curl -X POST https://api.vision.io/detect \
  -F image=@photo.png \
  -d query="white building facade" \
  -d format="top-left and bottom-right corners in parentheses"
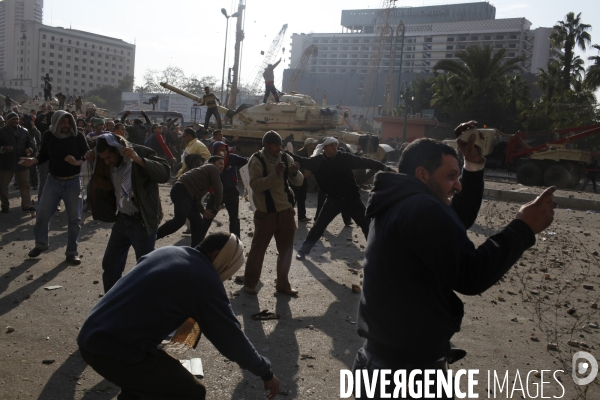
top-left (0, 0), bottom-right (135, 97)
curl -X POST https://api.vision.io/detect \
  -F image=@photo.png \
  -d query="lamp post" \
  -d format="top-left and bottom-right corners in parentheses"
top-left (395, 21), bottom-right (406, 107)
top-left (220, 8), bottom-right (230, 102)
top-left (399, 80), bottom-right (414, 143)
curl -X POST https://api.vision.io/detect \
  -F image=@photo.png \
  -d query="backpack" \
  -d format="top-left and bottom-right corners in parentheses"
top-left (252, 152), bottom-right (296, 212)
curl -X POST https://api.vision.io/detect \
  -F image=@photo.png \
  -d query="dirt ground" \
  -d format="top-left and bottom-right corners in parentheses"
top-left (1, 179), bottom-right (599, 399)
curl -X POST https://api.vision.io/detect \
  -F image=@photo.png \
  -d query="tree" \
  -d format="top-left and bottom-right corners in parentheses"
top-left (135, 67), bottom-right (218, 96)
top-left (83, 74), bottom-right (134, 112)
top-left (585, 44), bottom-right (600, 90)
top-left (549, 12), bottom-right (592, 91)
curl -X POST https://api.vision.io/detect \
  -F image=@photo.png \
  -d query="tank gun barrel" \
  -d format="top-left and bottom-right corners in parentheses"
top-left (159, 82), bottom-right (231, 117)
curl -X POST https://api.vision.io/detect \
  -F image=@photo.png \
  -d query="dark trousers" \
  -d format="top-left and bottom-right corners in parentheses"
top-left (157, 184), bottom-right (204, 247)
top-left (102, 212), bottom-right (157, 293)
top-left (291, 181), bottom-right (308, 220)
top-left (300, 196), bottom-right (369, 254)
top-left (204, 107), bottom-right (222, 129)
top-left (80, 347), bottom-right (206, 400)
top-left (316, 190), bottom-right (352, 225)
top-left (263, 84), bottom-right (280, 103)
top-left (44, 90), bottom-right (51, 101)
top-left (29, 166), bottom-right (38, 188)
top-left (352, 347), bottom-right (452, 399)
top-left (199, 188), bottom-right (240, 240)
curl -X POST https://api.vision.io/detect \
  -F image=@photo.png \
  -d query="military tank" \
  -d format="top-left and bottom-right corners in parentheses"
top-left (159, 82), bottom-right (387, 161)
top-left (0, 93), bottom-right (109, 117)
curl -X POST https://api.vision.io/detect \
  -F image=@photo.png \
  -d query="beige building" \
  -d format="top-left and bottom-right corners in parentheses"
top-left (0, 0), bottom-right (135, 97)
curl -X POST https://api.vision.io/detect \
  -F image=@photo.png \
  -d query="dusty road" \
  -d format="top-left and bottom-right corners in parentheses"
top-left (1, 180), bottom-right (599, 399)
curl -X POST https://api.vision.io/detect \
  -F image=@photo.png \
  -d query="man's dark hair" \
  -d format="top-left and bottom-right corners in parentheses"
top-left (208, 155), bottom-right (224, 164)
top-left (398, 138), bottom-right (458, 176)
top-left (204, 86), bottom-right (210, 91)
top-left (96, 137), bottom-right (119, 154)
top-left (114, 123), bottom-right (124, 130)
top-left (198, 232), bottom-right (230, 255)
top-left (184, 128), bottom-right (196, 138)
top-left (184, 154), bottom-right (203, 169)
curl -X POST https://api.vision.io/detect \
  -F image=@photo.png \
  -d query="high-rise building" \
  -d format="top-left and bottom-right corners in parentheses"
top-left (0, 0), bottom-right (43, 79)
top-left (285, 2), bottom-right (559, 107)
top-left (0, 0), bottom-right (135, 97)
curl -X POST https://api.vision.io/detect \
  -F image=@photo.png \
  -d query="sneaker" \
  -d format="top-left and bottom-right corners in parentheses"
top-left (298, 217), bottom-right (311, 223)
top-left (181, 229), bottom-right (191, 235)
top-left (28, 248), bottom-right (43, 258)
top-left (296, 251), bottom-right (306, 260)
top-left (66, 255), bottom-right (81, 265)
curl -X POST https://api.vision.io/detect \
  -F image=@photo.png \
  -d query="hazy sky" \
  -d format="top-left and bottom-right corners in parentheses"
top-left (42, 0), bottom-right (600, 90)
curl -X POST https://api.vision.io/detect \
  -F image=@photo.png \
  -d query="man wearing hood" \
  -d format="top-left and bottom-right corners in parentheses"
top-left (199, 140), bottom-right (248, 239)
top-left (87, 133), bottom-right (171, 293)
top-left (120, 110), bottom-right (152, 146)
top-left (19, 111), bottom-right (90, 265)
top-left (0, 112), bottom-right (36, 212)
top-left (353, 125), bottom-right (557, 398)
top-left (287, 137), bottom-right (393, 261)
top-left (77, 232), bottom-right (280, 400)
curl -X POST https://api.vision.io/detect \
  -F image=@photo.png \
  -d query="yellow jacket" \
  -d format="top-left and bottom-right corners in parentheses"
top-left (177, 138), bottom-right (211, 178)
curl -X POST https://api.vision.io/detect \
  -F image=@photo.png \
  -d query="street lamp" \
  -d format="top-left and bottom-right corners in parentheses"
top-left (395, 21), bottom-right (406, 107)
top-left (220, 8), bottom-right (230, 102)
top-left (399, 80), bottom-right (414, 143)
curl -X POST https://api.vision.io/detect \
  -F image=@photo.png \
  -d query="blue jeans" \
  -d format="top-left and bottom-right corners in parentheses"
top-left (34, 175), bottom-right (83, 256)
top-left (102, 212), bottom-right (157, 293)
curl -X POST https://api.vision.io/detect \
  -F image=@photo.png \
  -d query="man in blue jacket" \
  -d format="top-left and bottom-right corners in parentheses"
top-left (353, 123), bottom-right (557, 398)
top-left (78, 232), bottom-right (280, 400)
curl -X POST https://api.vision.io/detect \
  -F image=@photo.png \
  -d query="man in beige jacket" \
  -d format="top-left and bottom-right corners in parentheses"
top-left (244, 131), bottom-right (303, 295)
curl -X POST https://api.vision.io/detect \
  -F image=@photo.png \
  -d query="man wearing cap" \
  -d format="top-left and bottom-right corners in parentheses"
top-left (77, 232), bottom-right (280, 400)
top-left (291, 138), bottom-right (318, 223)
top-left (287, 137), bottom-right (394, 261)
top-left (198, 87), bottom-right (222, 129)
top-left (263, 59), bottom-right (282, 103)
top-left (87, 118), bottom-right (109, 140)
top-left (87, 133), bottom-right (171, 293)
top-left (243, 130), bottom-right (303, 295)
top-left (0, 112), bottom-right (36, 213)
top-left (19, 111), bottom-right (90, 265)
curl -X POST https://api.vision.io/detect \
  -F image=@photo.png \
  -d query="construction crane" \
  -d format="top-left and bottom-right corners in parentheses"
top-left (286, 44), bottom-right (319, 93)
top-left (247, 23), bottom-right (288, 96)
top-left (354, 0), bottom-right (398, 128)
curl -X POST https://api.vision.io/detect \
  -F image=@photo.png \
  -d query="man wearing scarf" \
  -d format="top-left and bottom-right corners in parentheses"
top-left (77, 232), bottom-right (280, 400)
top-left (286, 137), bottom-right (394, 260)
top-left (19, 111), bottom-right (90, 265)
top-left (0, 112), bottom-right (36, 212)
top-left (88, 133), bottom-right (170, 293)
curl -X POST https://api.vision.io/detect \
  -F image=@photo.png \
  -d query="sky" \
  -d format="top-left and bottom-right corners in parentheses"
top-left (42, 0), bottom-right (600, 91)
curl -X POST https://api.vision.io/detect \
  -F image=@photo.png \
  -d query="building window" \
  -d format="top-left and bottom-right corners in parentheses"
top-left (83, 51), bottom-right (87, 55)
top-left (99, 46), bottom-right (102, 50)
top-left (92, 44), bottom-right (95, 49)
top-left (59, 46), bottom-right (63, 50)
top-left (67, 47), bottom-right (71, 52)
top-left (84, 43), bottom-right (88, 47)
top-left (58, 70), bottom-right (62, 75)
top-left (446, 54), bottom-right (453, 58)
top-left (66, 79), bottom-right (70, 84)
top-left (75, 57), bottom-right (79, 62)
top-left (496, 35), bottom-right (504, 40)
top-left (59, 38), bottom-right (63, 43)
top-left (97, 61), bottom-right (101, 65)
top-left (41, 68), bottom-right (45, 72)
top-left (42, 43), bottom-right (46, 48)
top-left (111, 71), bottom-right (115, 75)
top-left (66, 72), bottom-right (70, 76)
top-left (58, 54), bottom-right (63, 59)
top-left (471, 36), bottom-right (479, 40)
top-left (105, 62), bottom-right (109, 67)
top-left (446, 45), bottom-right (454, 50)
top-left (483, 35), bottom-right (491, 40)
top-left (57, 78), bottom-right (61, 82)
top-left (508, 52), bottom-right (516, 57)
top-left (425, 37), bottom-right (432, 43)
top-left (75, 49), bottom-right (79, 54)
top-left (49, 69), bottom-right (53, 73)
top-left (459, 36), bottom-right (467, 41)
top-left (81, 74), bottom-right (86, 78)
top-left (104, 70), bottom-right (108, 74)
top-left (118, 72), bottom-right (123, 76)
top-left (89, 83), bottom-right (93, 87)
top-left (50, 44), bottom-right (54, 49)
top-left (74, 73), bottom-right (78, 77)
top-left (51, 36), bottom-right (55, 41)
top-left (105, 55), bottom-right (109, 59)
top-left (43, 34), bottom-right (46, 39)
top-left (90, 52), bottom-right (94, 57)
top-left (447, 37), bottom-right (455, 42)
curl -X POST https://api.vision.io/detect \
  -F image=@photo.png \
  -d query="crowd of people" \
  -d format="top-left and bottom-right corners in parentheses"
top-left (0, 103), bottom-right (558, 399)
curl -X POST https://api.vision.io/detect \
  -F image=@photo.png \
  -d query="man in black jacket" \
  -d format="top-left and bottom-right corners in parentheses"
top-left (87, 133), bottom-right (170, 293)
top-left (0, 112), bottom-right (36, 212)
top-left (120, 110), bottom-right (152, 145)
top-left (287, 137), bottom-right (393, 260)
top-left (353, 125), bottom-right (557, 398)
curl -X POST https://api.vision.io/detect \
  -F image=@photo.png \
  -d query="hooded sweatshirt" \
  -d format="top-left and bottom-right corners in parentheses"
top-left (211, 141), bottom-right (248, 192)
top-left (37, 110), bottom-right (89, 177)
top-left (357, 170), bottom-right (536, 363)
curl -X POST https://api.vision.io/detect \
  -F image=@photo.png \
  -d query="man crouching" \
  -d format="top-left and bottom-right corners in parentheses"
top-left (77, 232), bottom-right (280, 399)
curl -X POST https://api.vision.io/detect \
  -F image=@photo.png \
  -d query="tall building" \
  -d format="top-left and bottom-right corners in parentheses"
top-left (0, 0), bottom-right (135, 97)
top-left (285, 2), bottom-right (559, 107)
top-left (0, 0), bottom-right (43, 79)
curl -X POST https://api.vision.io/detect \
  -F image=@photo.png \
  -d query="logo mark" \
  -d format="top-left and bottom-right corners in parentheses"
top-left (572, 351), bottom-right (598, 385)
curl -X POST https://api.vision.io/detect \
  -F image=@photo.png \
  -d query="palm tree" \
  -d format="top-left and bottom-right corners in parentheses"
top-left (433, 46), bottom-right (523, 99)
top-left (536, 60), bottom-right (561, 100)
top-left (585, 44), bottom-right (600, 91)
top-left (549, 12), bottom-right (592, 91)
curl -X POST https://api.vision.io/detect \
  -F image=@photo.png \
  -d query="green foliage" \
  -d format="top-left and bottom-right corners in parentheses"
top-left (585, 44), bottom-right (600, 91)
top-left (0, 87), bottom-right (28, 102)
top-left (82, 74), bottom-right (134, 112)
